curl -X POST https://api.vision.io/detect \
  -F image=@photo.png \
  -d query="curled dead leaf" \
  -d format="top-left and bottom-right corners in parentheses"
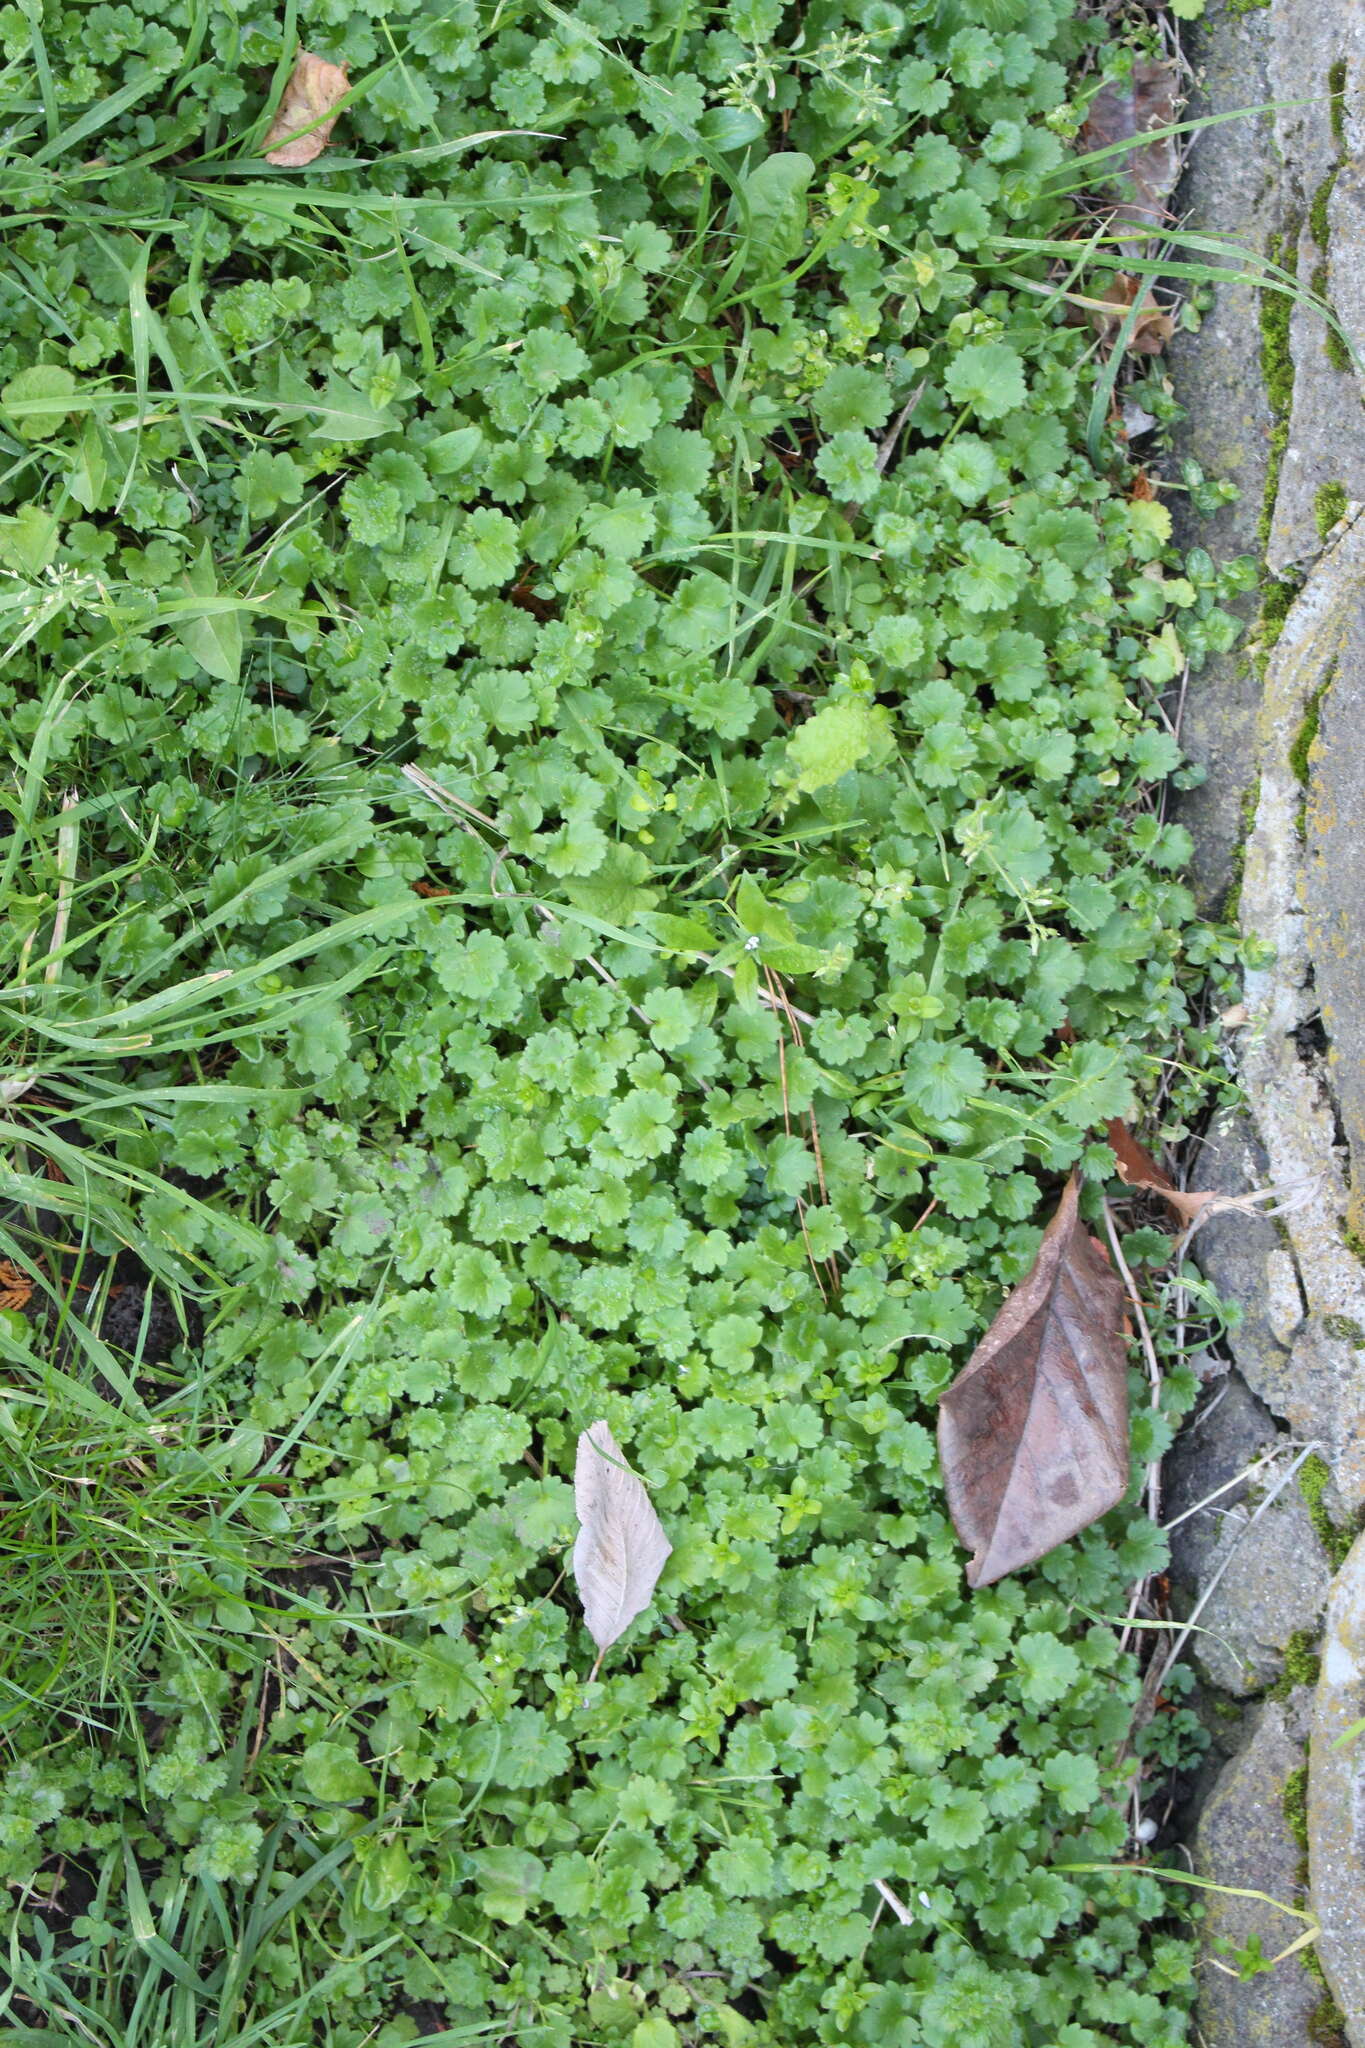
top-left (1105, 1118), bottom-right (1213, 1227)
top-left (572, 1421), bottom-right (671, 1675)
top-left (937, 1172), bottom-right (1130, 1588)
top-left (262, 49), bottom-right (350, 168)
top-left (1105, 1118), bottom-right (1320, 1238)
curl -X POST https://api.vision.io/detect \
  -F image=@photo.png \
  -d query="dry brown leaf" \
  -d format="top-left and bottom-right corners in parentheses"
top-left (1105, 1118), bottom-right (1317, 1237)
top-left (262, 49), bottom-right (350, 168)
top-left (937, 1171), bottom-right (1130, 1588)
top-left (0, 1259), bottom-right (32, 1313)
top-left (1070, 272), bottom-right (1175, 357)
top-left (1105, 1118), bottom-right (1215, 1227)
top-left (573, 1420), bottom-right (671, 1673)
top-left (1079, 59), bottom-right (1180, 239)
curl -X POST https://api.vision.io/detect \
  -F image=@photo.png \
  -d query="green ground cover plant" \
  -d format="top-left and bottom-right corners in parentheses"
top-left (0, 0), bottom-right (1253, 2040)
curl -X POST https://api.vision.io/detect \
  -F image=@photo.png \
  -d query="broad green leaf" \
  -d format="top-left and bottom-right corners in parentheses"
top-left (738, 152), bottom-right (815, 275)
top-left (298, 1741), bottom-right (377, 1803)
top-left (173, 540), bottom-right (244, 684)
top-left (67, 419), bottom-right (109, 512)
top-left (640, 911), bottom-right (717, 955)
top-left (784, 696), bottom-right (895, 793)
top-left (734, 874), bottom-right (798, 943)
top-left (0, 505), bottom-right (60, 578)
top-left (1, 365), bottom-right (78, 442)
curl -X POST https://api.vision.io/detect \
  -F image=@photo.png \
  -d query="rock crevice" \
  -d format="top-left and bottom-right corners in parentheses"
top-left (1170, 4), bottom-right (1365, 2042)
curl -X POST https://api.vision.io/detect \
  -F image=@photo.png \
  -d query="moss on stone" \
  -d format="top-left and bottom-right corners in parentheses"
top-left (1309, 1992), bottom-right (1349, 2048)
top-left (1289, 667), bottom-right (1333, 789)
top-left (1314, 480), bottom-right (1349, 540)
top-left (1222, 770), bottom-right (1263, 920)
top-left (1310, 168), bottom-right (1339, 251)
top-left (1267, 1627), bottom-right (1323, 1701)
top-left (1324, 322), bottom-right (1353, 375)
top-left (1255, 573), bottom-right (1301, 687)
top-left (1283, 1760), bottom-right (1310, 1850)
top-left (1227, 0), bottom-right (1271, 12)
top-left (1256, 226), bottom-right (1300, 570)
top-left (1328, 58), bottom-right (1347, 153)
top-left (1300, 1449), bottom-right (1356, 1570)
top-left (1261, 230), bottom-right (1299, 420)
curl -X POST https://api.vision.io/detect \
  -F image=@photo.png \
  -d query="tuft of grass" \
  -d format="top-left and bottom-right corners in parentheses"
top-left (4, 1820), bottom-right (377, 2048)
top-left (0, 1350), bottom-right (276, 1743)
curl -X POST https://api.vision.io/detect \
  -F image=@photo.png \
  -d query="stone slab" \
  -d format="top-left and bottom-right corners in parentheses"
top-left (1167, 1375), bottom-right (1332, 1695)
top-left (1302, 539), bottom-right (1365, 1248)
top-left (1239, 510), bottom-right (1365, 1509)
top-left (1267, 217), bottom-right (1365, 575)
top-left (1169, 2), bottom-right (1277, 911)
top-left (1192, 1112), bottom-right (1297, 1398)
top-left (1309, 1529), bottom-right (1365, 2044)
top-left (1196, 1694), bottom-right (1321, 2047)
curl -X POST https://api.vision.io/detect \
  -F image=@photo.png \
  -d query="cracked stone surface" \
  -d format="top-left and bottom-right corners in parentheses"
top-left (1310, 1529), bottom-right (1365, 2040)
top-left (1167, 1377), bottom-right (1332, 1695)
top-left (1195, 1694), bottom-right (1320, 2048)
top-left (1303, 561), bottom-right (1365, 1247)
top-left (1171, 5), bottom-right (1365, 2042)
top-left (1264, 0), bottom-right (1365, 572)
top-left (1168, 4), bottom-right (1276, 911)
top-left (1239, 508), bottom-right (1365, 1512)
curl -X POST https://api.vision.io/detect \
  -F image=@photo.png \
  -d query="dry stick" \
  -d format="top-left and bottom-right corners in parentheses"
top-left (766, 964), bottom-right (829, 1306)
top-left (1101, 1192), bottom-right (1169, 1831)
top-left (1102, 1199), bottom-right (1163, 1536)
top-left (875, 384), bottom-right (926, 476)
top-left (1117, 1441), bottom-right (1321, 1771)
top-left (765, 967), bottom-right (839, 1295)
top-left (872, 1878), bottom-right (915, 1925)
top-left (1160, 1442), bottom-right (1286, 1533)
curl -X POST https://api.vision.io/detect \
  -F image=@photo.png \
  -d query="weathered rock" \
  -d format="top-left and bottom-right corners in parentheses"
top-left (1309, 1530), bottom-right (1365, 2045)
top-left (1196, 1694), bottom-right (1320, 2047)
top-left (1302, 557), bottom-right (1365, 1246)
top-left (1264, 5), bottom-right (1365, 571)
top-left (1329, 162), bottom-right (1365, 369)
top-left (1168, 3), bottom-right (1277, 910)
top-left (1192, 1112), bottom-right (1298, 1397)
top-left (1239, 510), bottom-right (1365, 1510)
top-left (1169, 1398), bottom-right (1332, 1696)
top-left (1267, 217), bottom-right (1365, 575)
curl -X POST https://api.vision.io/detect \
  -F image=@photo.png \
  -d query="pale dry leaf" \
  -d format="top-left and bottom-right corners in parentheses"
top-left (1068, 272), bottom-right (1175, 357)
top-left (937, 1171), bottom-right (1130, 1588)
top-left (262, 49), bottom-right (350, 168)
top-left (573, 1420), bottom-right (671, 1668)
